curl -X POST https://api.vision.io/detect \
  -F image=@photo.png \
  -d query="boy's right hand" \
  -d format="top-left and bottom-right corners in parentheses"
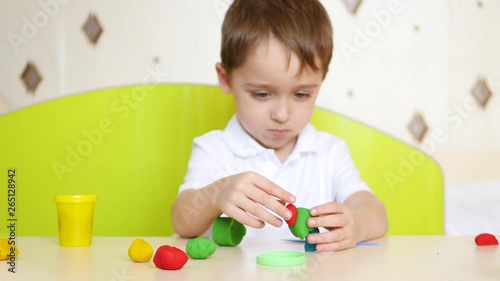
top-left (214, 171), bottom-right (296, 228)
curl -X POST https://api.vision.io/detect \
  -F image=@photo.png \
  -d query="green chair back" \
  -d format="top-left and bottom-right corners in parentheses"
top-left (0, 84), bottom-right (443, 237)
top-left (0, 85), bottom-right (234, 237)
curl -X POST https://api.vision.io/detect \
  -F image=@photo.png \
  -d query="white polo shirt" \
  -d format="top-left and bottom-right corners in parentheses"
top-left (178, 115), bottom-right (372, 238)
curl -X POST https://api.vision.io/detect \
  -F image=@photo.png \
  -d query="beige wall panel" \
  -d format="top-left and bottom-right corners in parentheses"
top-left (0, 0), bottom-right (64, 112)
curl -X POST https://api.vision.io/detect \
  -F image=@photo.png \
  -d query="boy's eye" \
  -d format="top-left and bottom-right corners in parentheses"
top-left (294, 92), bottom-right (310, 99)
top-left (253, 92), bottom-right (270, 98)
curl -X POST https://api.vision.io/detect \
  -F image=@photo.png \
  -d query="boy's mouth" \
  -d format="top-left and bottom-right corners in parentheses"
top-left (268, 129), bottom-right (288, 137)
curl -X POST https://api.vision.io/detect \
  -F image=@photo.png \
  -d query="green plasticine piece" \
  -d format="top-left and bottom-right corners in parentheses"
top-left (212, 217), bottom-right (247, 246)
top-left (186, 237), bottom-right (217, 259)
top-left (288, 207), bottom-right (314, 239)
top-left (256, 251), bottom-right (306, 266)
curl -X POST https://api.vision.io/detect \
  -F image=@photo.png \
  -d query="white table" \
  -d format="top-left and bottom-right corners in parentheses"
top-left (1, 236), bottom-right (499, 281)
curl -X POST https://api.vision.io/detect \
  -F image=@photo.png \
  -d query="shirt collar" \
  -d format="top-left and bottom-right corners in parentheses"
top-left (222, 115), bottom-right (318, 158)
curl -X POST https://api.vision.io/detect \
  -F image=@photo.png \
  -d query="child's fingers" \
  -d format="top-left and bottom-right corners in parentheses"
top-left (252, 173), bottom-right (296, 204)
top-left (310, 201), bottom-right (346, 216)
top-left (245, 183), bottom-right (293, 221)
top-left (276, 198), bottom-right (287, 206)
top-left (249, 173), bottom-right (295, 220)
top-left (307, 213), bottom-right (346, 228)
top-left (239, 196), bottom-right (284, 227)
top-left (307, 227), bottom-right (348, 245)
top-left (315, 238), bottom-right (352, 252)
top-left (307, 225), bottom-right (359, 251)
top-left (226, 205), bottom-right (265, 229)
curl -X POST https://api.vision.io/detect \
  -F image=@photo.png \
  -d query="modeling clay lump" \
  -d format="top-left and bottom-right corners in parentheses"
top-left (212, 217), bottom-right (246, 246)
top-left (186, 237), bottom-right (217, 259)
top-left (475, 233), bottom-right (499, 246)
top-left (0, 238), bottom-right (19, 260)
top-left (305, 228), bottom-right (319, 252)
top-left (128, 238), bottom-right (153, 263)
top-left (285, 204), bottom-right (298, 226)
top-left (153, 245), bottom-right (188, 270)
top-left (288, 206), bottom-right (315, 239)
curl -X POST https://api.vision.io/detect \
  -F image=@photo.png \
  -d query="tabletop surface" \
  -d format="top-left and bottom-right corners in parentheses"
top-left (1, 236), bottom-right (499, 281)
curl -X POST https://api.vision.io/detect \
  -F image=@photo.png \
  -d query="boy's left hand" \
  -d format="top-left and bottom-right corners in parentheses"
top-left (306, 202), bottom-right (361, 252)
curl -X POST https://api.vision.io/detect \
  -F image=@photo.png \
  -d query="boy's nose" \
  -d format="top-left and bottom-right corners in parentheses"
top-left (271, 101), bottom-right (290, 123)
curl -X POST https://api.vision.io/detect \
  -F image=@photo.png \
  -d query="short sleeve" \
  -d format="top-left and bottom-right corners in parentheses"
top-left (331, 141), bottom-right (372, 203)
top-left (177, 138), bottom-right (218, 194)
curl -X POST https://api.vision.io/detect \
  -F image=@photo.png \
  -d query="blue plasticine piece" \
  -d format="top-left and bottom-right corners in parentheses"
top-left (304, 239), bottom-right (316, 252)
top-left (356, 241), bottom-right (379, 246)
top-left (304, 228), bottom-right (319, 252)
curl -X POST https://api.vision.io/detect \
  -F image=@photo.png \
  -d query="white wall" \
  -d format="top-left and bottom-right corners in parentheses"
top-left (1, 0), bottom-right (499, 183)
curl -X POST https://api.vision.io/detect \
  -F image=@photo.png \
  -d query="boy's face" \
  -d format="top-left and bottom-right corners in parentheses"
top-left (216, 36), bottom-right (324, 158)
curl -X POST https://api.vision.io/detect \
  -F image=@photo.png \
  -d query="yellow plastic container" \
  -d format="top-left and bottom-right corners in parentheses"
top-left (54, 195), bottom-right (97, 247)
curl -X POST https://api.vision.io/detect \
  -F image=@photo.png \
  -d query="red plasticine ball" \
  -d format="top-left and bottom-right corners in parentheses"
top-left (285, 204), bottom-right (298, 226)
top-left (153, 245), bottom-right (188, 270)
top-left (475, 233), bottom-right (499, 246)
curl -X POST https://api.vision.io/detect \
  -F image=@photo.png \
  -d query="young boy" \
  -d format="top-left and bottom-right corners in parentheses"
top-left (171, 0), bottom-right (388, 252)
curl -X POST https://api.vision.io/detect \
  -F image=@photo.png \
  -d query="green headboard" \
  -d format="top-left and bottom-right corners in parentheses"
top-left (0, 85), bottom-right (234, 236)
top-left (311, 110), bottom-right (443, 235)
top-left (0, 84), bottom-right (443, 237)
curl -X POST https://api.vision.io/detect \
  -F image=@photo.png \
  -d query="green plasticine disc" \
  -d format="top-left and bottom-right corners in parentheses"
top-left (256, 251), bottom-right (306, 266)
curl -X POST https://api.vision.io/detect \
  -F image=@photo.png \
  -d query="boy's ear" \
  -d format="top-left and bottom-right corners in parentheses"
top-left (215, 63), bottom-right (232, 94)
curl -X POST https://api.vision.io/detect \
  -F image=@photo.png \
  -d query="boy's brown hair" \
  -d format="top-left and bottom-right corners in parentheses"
top-left (221, 0), bottom-right (333, 78)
